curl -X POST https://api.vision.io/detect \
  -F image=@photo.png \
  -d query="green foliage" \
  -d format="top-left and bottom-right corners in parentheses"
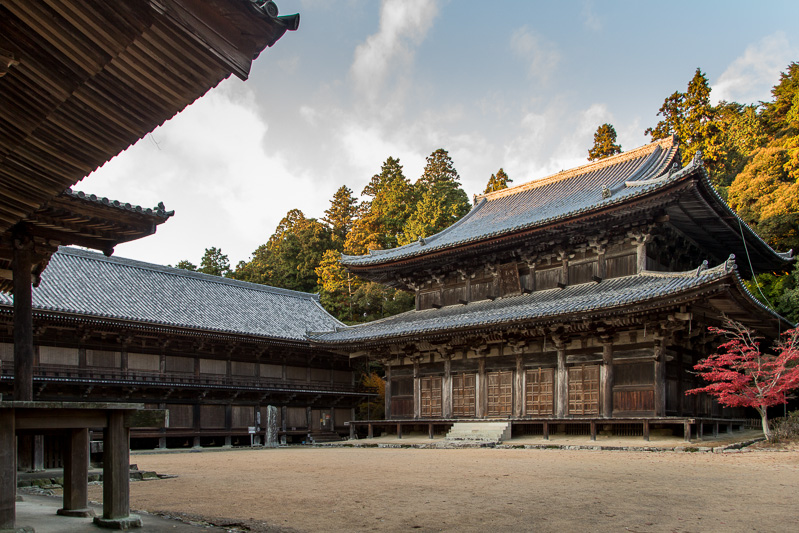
top-left (323, 186), bottom-right (358, 250)
top-left (746, 262), bottom-right (799, 324)
top-left (772, 410), bottom-right (799, 443)
top-left (587, 123), bottom-right (622, 161)
top-left (233, 209), bottom-right (333, 293)
top-left (351, 281), bottom-right (414, 322)
top-left (315, 249), bottom-right (361, 322)
top-left (197, 247), bottom-right (231, 277)
top-left (484, 168), bottom-right (512, 194)
top-left (400, 149), bottom-right (470, 245)
top-left (173, 260), bottom-right (197, 271)
top-left (646, 68), bottom-right (727, 185)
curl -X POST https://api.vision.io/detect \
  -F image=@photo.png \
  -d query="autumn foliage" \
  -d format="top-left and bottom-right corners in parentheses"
top-left (687, 321), bottom-right (799, 440)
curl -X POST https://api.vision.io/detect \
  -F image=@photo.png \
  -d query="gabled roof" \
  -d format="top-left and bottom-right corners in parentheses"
top-left (341, 137), bottom-right (681, 268)
top-left (311, 257), bottom-right (793, 347)
top-left (341, 138), bottom-right (792, 278)
top-left (0, 247), bottom-right (342, 342)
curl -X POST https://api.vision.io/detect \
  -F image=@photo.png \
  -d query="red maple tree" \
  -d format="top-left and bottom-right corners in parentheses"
top-left (686, 320), bottom-right (799, 440)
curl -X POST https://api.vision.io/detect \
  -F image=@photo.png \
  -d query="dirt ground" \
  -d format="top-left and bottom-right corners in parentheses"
top-left (87, 443), bottom-right (799, 533)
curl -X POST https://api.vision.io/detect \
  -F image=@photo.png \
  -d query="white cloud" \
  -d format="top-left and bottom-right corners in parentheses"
top-left (350, 0), bottom-right (439, 108)
top-left (712, 31), bottom-right (799, 104)
top-left (78, 78), bottom-right (332, 267)
top-left (581, 1), bottom-right (602, 31)
top-left (509, 26), bottom-right (561, 82)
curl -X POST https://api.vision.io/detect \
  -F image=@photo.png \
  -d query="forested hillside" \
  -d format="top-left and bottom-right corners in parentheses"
top-left (179, 62), bottom-right (799, 324)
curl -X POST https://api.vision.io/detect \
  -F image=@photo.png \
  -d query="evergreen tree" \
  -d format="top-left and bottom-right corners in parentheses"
top-left (322, 186), bottom-right (359, 251)
top-left (400, 148), bottom-right (470, 244)
top-left (197, 247), bottom-right (231, 277)
top-left (483, 168), bottom-right (512, 194)
top-left (173, 260), bottom-right (197, 271)
top-left (645, 68), bottom-right (726, 184)
top-left (587, 123), bottom-right (622, 161)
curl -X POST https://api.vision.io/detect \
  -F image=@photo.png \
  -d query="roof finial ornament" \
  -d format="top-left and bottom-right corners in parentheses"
top-left (601, 186), bottom-right (611, 199)
top-left (692, 149), bottom-right (703, 167)
top-left (418, 236), bottom-right (426, 246)
top-left (696, 259), bottom-right (709, 276)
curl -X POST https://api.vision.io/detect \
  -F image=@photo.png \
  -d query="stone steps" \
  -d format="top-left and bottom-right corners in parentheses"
top-left (445, 422), bottom-right (511, 444)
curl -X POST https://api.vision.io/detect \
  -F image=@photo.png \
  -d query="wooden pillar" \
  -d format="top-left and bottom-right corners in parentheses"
top-left (654, 340), bottom-right (666, 417)
top-left (684, 420), bottom-right (691, 442)
top-left (0, 408), bottom-right (17, 530)
top-left (192, 403), bottom-right (201, 448)
top-left (94, 411), bottom-right (141, 528)
top-left (542, 421), bottom-right (549, 440)
top-left (224, 404), bottom-right (232, 447)
top-left (59, 428), bottom-right (93, 517)
top-left (590, 421), bottom-right (597, 441)
top-left (476, 357), bottom-right (486, 419)
top-left (384, 365), bottom-right (392, 420)
top-left (555, 338), bottom-right (568, 418)
top-left (281, 406), bottom-right (287, 445)
top-left (513, 352), bottom-right (524, 418)
top-left (643, 420), bottom-right (650, 442)
top-left (412, 358), bottom-right (421, 420)
top-left (442, 355), bottom-right (452, 419)
top-left (601, 340), bottom-right (613, 418)
top-left (12, 235), bottom-right (34, 402)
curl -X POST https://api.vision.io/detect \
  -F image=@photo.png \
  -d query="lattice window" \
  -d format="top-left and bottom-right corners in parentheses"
top-left (420, 376), bottom-right (442, 418)
top-left (452, 373), bottom-right (476, 417)
top-left (568, 365), bottom-right (599, 415)
top-left (525, 367), bottom-right (554, 416)
top-left (487, 371), bottom-right (513, 417)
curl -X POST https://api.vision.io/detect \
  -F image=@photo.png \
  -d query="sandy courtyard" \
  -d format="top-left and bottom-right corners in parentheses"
top-left (88, 445), bottom-right (799, 533)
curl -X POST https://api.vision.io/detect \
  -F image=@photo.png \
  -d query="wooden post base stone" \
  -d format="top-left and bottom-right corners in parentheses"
top-left (93, 514), bottom-right (142, 529)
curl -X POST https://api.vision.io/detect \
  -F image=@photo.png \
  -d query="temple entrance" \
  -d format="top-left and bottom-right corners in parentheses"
top-left (420, 376), bottom-right (442, 417)
top-left (525, 367), bottom-right (554, 415)
top-left (487, 371), bottom-right (512, 417)
top-left (568, 364), bottom-right (600, 415)
top-left (452, 373), bottom-right (476, 417)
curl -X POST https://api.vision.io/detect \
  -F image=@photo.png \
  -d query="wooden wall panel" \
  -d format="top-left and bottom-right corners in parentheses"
top-left (568, 262), bottom-right (596, 284)
top-left (0, 343), bottom-right (12, 362)
top-left (334, 408), bottom-right (352, 425)
top-left (231, 361), bottom-right (255, 376)
top-left (535, 268), bottom-right (560, 290)
top-left (311, 368), bottom-right (331, 382)
top-left (419, 290), bottom-right (441, 310)
top-left (286, 366), bottom-right (307, 381)
top-left (200, 405), bottom-right (226, 428)
top-left (231, 406), bottom-right (254, 428)
top-left (260, 364), bottom-right (282, 379)
top-left (39, 346), bottom-right (79, 366)
top-left (606, 254), bottom-right (636, 278)
top-left (525, 368), bottom-right (554, 415)
top-left (129, 353), bottom-right (160, 371)
top-left (613, 390), bottom-right (654, 412)
top-left (167, 404), bottom-right (193, 428)
top-left (200, 358), bottom-right (226, 375)
top-left (332, 370), bottom-right (352, 384)
top-left (442, 285), bottom-right (466, 306)
top-left (86, 350), bottom-right (120, 368)
top-left (165, 356), bottom-right (194, 373)
top-left (470, 280), bottom-right (494, 301)
top-left (286, 407), bottom-right (307, 429)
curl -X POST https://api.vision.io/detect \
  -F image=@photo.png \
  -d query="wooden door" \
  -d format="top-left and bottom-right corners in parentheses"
top-left (452, 373), bottom-right (476, 417)
top-left (525, 368), bottom-right (554, 416)
top-left (487, 371), bottom-right (513, 417)
top-left (568, 364), bottom-right (599, 415)
top-left (420, 376), bottom-right (442, 418)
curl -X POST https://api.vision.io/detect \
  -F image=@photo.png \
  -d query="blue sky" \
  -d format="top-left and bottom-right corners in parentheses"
top-left (78, 0), bottom-right (799, 268)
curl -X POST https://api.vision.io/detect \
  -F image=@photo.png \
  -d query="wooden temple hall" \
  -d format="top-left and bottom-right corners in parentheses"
top-left (0, 0), bottom-right (306, 530)
top-left (311, 137), bottom-right (796, 442)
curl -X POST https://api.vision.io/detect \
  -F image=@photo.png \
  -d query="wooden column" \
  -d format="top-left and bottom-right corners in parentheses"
top-left (476, 356), bottom-right (486, 419)
top-left (654, 340), bottom-right (666, 417)
top-left (555, 337), bottom-right (568, 418)
top-left (412, 357), bottom-right (421, 420)
top-left (0, 408), bottom-right (17, 530)
top-left (513, 352), bottom-right (524, 418)
top-left (384, 364), bottom-right (392, 420)
top-left (601, 339), bottom-right (613, 418)
top-left (12, 236), bottom-right (34, 402)
top-left (442, 354), bottom-right (452, 419)
top-left (94, 411), bottom-right (141, 528)
top-left (59, 428), bottom-right (93, 517)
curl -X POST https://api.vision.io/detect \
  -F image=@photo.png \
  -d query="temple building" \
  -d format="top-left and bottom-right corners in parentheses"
top-left (312, 137), bottom-right (795, 440)
top-left (0, 246), bottom-right (363, 449)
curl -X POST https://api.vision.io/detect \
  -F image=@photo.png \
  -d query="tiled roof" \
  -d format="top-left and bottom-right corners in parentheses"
top-left (62, 189), bottom-right (174, 219)
top-left (310, 257), bottom-right (786, 345)
top-left (342, 137), bottom-right (681, 267)
top-left (0, 247), bottom-right (342, 342)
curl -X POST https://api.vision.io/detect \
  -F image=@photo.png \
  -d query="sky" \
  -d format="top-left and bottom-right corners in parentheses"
top-left (76, 0), bottom-right (799, 269)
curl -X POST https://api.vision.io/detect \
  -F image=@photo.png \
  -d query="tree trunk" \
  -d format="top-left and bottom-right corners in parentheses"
top-left (758, 407), bottom-right (771, 441)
